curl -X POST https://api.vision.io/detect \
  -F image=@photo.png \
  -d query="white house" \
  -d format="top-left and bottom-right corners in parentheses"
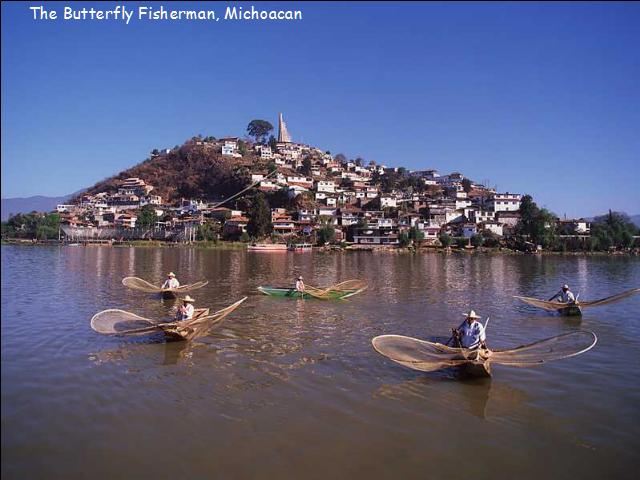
top-left (482, 221), bottom-right (504, 236)
top-left (256, 145), bottom-right (273, 159)
top-left (488, 193), bottom-right (522, 212)
top-left (470, 209), bottom-right (495, 224)
top-left (221, 138), bottom-right (238, 156)
top-left (455, 198), bottom-right (473, 210)
top-left (287, 176), bottom-right (314, 188)
top-left (316, 180), bottom-right (336, 193)
top-left (380, 196), bottom-right (398, 208)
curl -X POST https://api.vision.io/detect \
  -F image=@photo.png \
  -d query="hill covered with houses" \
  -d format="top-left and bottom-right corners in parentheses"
top-left (9, 113), bottom-right (635, 251)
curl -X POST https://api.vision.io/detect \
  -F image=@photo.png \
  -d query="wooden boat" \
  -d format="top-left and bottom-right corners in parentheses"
top-left (160, 308), bottom-right (210, 341)
top-left (90, 297), bottom-right (247, 342)
top-left (558, 304), bottom-right (583, 316)
top-left (257, 286), bottom-right (355, 300)
top-left (161, 289), bottom-right (177, 300)
top-left (372, 331), bottom-right (597, 379)
top-left (247, 243), bottom-right (288, 252)
top-left (514, 288), bottom-right (639, 316)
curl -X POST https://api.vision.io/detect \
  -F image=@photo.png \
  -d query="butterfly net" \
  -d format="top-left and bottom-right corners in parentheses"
top-left (515, 288), bottom-right (639, 310)
top-left (372, 331), bottom-right (597, 371)
top-left (122, 277), bottom-right (209, 294)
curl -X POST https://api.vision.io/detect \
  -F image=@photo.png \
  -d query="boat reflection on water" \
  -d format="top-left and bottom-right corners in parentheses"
top-left (88, 338), bottom-right (200, 367)
top-left (373, 374), bottom-right (530, 420)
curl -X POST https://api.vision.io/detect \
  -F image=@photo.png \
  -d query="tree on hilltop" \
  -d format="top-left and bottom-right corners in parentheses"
top-left (247, 120), bottom-right (274, 144)
top-left (334, 153), bottom-right (347, 164)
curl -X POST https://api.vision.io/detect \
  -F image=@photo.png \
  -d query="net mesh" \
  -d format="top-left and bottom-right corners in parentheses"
top-left (122, 277), bottom-right (162, 293)
top-left (122, 277), bottom-right (209, 295)
top-left (305, 279), bottom-right (367, 299)
top-left (171, 280), bottom-right (209, 294)
top-left (579, 288), bottom-right (640, 307)
top-left (90, 309), bottom-right (161, 335)
top-left (372, 331), bottom-right (597, 372)
top-left (515, 288), bottom-right (639, 311)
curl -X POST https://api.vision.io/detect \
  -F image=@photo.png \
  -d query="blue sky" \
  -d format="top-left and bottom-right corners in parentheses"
top-left (2, 1), bottom-right (638, 217)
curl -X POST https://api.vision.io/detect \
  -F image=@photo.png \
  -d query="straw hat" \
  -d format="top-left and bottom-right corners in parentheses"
top-left (182, 295), bottom-right (195, 303)
top-left (562, 284), bottom-right (569, 290)
top-left (297, 275), bottom-right (303, 280)
top-left (463, 310), bottom-right (481, 319)
top-left (168, 272), bottom-right (176, 278)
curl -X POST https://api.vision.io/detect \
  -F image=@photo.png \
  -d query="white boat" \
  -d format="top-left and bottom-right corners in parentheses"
top-left (247, 243), bottom-right (288, 252)
top-left (288, 243), bottom-right (313, 252)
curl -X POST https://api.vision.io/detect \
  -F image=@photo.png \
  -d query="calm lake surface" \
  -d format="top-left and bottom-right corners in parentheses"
top-left (2, 245), bottom-right (639, 479)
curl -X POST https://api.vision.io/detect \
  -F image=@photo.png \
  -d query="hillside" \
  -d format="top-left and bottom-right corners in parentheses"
top-left (75, 138), bottom-right (258, 203)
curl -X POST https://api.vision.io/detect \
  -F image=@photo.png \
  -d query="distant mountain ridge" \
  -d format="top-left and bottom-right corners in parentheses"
top-left (586, 213), bottom-right (640, 228)
top-left (1, 194), bottom-right (75, 221)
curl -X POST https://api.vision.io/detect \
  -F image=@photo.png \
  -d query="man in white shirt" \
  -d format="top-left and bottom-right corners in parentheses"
top-left (295, 276), bottom-right (305, 293)
top-left (175, 295), bottom-right (195, 321)
top-left (452, 310), bottom-right (487, 349)
top-left (549, 284), bottom-right (576, 304)
top-left (162, 272), bottom-right (180, 290)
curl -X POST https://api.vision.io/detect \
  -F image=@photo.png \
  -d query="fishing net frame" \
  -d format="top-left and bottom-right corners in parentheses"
top-left (122, 277), bottom-right (209, 295)
top-left (372, 331), bottom-right (597, 372)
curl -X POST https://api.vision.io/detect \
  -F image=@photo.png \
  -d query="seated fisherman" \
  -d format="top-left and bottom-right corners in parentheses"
top-left (295, 275), bottom-right (305, 293)
top-left (162, 272), bottom-right (180, 290)
top-left (451, 310), bottom-right (487, 349)
top-left (549, 284), bottom-right (576, 303)
top-left (175, 295), bottom-right (195, 321)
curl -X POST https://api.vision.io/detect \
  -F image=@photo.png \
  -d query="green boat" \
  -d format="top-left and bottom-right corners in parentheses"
top-left (257, 286), bottom-right (363, 300)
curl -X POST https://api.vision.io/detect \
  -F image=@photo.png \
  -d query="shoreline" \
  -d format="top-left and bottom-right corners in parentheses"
top-left (2, 238), bottom-right (637, 256)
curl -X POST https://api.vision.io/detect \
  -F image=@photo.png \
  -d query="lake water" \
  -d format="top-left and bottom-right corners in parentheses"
top-left (2, 245), bottom-right (639, 479)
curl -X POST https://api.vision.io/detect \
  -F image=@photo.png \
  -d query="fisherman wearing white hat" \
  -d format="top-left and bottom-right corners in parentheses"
top-left (295, 275), bottom-right (305, 293)
top-left (549, 284), bottom-right (576, 304)
top-left (175, 295), bottom-right (195, 321)
top-left (451, 310), bottom-right (487, 349)
top-left (162, 272), bottom-right (180, 290)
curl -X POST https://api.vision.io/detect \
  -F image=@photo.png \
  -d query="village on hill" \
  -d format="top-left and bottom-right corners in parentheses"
top-left (5, 113), bottom-right (635, 252)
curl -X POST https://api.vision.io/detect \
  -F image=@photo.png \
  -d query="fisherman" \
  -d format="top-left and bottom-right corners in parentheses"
top-left (162, 272), bottom-right (180, 290)
top-left (451, 310), bottom-right (487, 349)
top-left (175, 295), bottom-right (195, 321)
top-left (295, 275), bottom-right (305, 293)
top-left (549, 284), bottom-right (576, 304)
